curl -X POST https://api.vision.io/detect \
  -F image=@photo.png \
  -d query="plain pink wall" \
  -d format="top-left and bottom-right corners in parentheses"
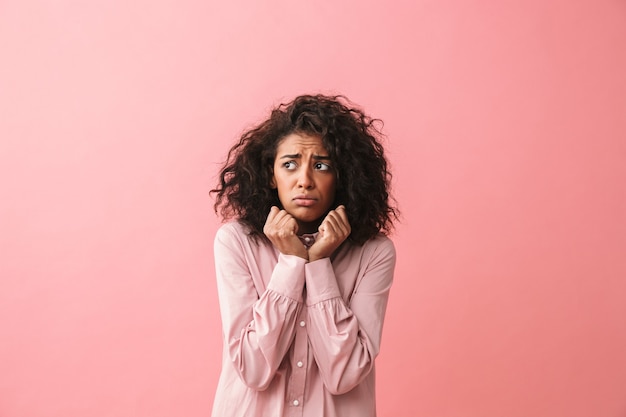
top-left (1, 1), bottom-right (625, 416)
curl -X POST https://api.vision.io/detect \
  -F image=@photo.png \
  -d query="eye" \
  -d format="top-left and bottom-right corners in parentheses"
top-left (282, 161), bottom-right (297, 170)
top-left (314, 162), bottom-right (331, 171)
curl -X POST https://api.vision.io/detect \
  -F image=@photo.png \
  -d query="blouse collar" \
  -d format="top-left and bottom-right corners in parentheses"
top-left (298, 232), bottom-right (318, 249)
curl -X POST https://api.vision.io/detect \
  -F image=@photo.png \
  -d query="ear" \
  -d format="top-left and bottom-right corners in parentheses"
top-left (269, 169), bottom-right (277, 189)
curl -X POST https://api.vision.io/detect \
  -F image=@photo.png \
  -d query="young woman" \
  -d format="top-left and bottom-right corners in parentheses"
top-left (211, 94), bottom-right (398, 417)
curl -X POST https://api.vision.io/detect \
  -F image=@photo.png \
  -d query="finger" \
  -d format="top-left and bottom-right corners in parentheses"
top-left (274, 210), bottom-right (292, 227)
top-left (335, 205), bottom-right (349, 222)
top-left (275, 211), bottom-right (299, 236)
top-left (332, 208), bottom-right (351, 235)
top-left (266, 206), bottom-right (280, 224)
top-left (264, 207), bottom-right (278, 234)
top-left (325, 211), bottom-right (348, 235)
top-left (320, 216), bottom-right (339, 236)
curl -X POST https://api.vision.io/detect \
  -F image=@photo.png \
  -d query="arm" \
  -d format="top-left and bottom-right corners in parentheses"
top-left (214, 224), bottom-right (306, 390)
top-left (305, 237), bottom-right (396, 395)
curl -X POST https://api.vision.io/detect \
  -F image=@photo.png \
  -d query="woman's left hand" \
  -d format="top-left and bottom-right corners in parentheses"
top-left (308, 205), bottom-right (351, 262)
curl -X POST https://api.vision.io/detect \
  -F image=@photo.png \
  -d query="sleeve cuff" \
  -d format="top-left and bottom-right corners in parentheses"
top-left (266, 253), bottom-right (307, 302)
top-left (304, 258), bottom-right (342, 305)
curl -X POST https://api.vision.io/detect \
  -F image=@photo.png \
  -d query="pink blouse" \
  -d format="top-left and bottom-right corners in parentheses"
top-left (211, 221), bottom-right (396, 417)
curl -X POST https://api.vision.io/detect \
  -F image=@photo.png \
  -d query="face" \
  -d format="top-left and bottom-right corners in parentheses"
top-left (270, 133), bottom-right (337, 234)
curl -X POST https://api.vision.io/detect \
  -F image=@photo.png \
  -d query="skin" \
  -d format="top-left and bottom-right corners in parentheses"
top-left (263, 133), bottom-right (351, 262)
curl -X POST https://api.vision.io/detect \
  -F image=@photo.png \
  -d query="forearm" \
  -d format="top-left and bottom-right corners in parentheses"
top-left (304, 257), bottom-right (392, 395)
top-left (216, 226), bottom-right (307, 389)
top-left (227, 285), bottom-right (303, 390)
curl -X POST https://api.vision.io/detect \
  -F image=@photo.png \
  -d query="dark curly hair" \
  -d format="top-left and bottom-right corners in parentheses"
top-left (211, 94), bottom-right (398, 245)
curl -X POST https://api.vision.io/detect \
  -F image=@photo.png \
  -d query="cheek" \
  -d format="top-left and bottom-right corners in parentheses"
top-left (324, 177), bottom-right (337, 197)
top-left (274, 175), bottom-right (294, 195)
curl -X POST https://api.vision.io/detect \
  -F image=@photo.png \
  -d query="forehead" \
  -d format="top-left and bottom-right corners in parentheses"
top-left (276, 133), bottom-right (327, 154)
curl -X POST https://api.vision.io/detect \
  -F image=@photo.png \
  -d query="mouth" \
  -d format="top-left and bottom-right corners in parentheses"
top-left (293, 195), bottom-right (317, 207)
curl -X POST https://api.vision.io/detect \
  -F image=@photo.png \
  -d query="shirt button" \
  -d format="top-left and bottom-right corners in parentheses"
top-left (299, 320), bottom-right (305, 327)
top-left (293, 400), bottom-right (300, 406)
top-left (297, 361), bottom-right (303, 368)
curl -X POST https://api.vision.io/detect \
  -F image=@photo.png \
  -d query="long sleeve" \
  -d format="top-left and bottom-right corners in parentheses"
top-left (214, 224), bottom-right (307, 390)
top-left (304, 237), bottom-right (396, 395)
top-left (212, 224), bottom-right (396, 417)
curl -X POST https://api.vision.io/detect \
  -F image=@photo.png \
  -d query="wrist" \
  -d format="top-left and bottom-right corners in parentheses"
top-left (287, 247), bottom-right (309, 260)
top-left (307, 250), bottom-right (328, 262)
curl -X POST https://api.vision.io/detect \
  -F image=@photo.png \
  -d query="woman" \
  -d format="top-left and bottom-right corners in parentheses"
top-left (211, 94), bottom-right (398, 417)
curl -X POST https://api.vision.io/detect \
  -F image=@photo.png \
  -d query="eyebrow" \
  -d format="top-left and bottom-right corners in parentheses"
top-left (279, 153), bottom-right (331, 160)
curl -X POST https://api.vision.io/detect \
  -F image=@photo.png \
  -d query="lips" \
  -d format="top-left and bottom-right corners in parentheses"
top-left (293, 195), bottom-right (317, 207)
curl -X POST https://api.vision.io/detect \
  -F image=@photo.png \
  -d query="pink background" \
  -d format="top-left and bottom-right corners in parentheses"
top-left (1, 1), bottom-right (625, 416)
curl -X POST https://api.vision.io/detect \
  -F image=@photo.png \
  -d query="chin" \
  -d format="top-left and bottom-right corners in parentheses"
top-left (291, 211), bottom-right (324, 225)
top-left (294, 215), bottom-right (322, 224)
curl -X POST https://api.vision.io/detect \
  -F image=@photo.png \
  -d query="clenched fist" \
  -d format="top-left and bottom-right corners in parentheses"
top-left (308, 205), bottom-right (351, 262)
top-left (263, 206), bottom-right (308, 259)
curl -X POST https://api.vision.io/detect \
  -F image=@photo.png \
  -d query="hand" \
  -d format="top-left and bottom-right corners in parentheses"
top-left (263, 206), bottom-right (308, 259)
top-left (308, 205), bottom-right (351, 262)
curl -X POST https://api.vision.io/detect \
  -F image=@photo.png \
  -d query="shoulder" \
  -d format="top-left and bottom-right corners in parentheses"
top-left (342, 234), bottom-right (396, 289)
top-left (214, 220), bottom-right (270, 253)
top-left (215, 220), bottom-right (250, 238)
top-left (214, 220), bottom-right (254, 247)
top-left (361, 234), bottom-right (396, 259)
top-left (338, 234), bottom-right (396, 268)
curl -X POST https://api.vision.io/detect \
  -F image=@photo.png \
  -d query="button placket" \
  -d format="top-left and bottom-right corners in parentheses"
top-left (287, 310), bottom-right (308, 412)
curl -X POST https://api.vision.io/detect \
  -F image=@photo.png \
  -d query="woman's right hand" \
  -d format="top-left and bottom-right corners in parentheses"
top-left (263, 206), bottom-right (308, 259)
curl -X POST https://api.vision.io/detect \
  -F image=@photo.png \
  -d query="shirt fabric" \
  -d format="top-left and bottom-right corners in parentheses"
top-left (211, 221), bottom-right (396, 417)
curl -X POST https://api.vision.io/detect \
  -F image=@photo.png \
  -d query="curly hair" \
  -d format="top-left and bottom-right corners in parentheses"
top-left (211, 94), bottom-right (398, 245)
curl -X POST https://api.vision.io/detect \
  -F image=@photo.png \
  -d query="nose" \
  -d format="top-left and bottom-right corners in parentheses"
top-left (297, 167), bottom-right (314, 189)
